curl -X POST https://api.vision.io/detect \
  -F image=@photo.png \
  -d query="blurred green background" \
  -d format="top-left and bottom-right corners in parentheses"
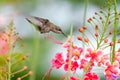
top-left (0, 0), bottom-right (120, 80)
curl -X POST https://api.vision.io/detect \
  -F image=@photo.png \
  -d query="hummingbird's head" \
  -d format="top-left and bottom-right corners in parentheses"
top-left (52, 26), bottom-right (67, 37)
top-left (53, 26), bottom-right (63, 34)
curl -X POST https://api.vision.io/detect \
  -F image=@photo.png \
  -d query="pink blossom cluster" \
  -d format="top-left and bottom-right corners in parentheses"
top-left (51, 37), bottom-right (120, 80)
top-left (0, 32), bottom-right (9, 55)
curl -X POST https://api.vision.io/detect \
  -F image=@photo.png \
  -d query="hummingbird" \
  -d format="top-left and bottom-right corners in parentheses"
top-left (26, 16), bottom-right (67, 37)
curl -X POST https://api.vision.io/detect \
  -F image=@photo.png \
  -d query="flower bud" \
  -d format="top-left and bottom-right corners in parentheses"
top-left (83, 26), bottom-right (87, 29)
top-left (109, 42), bottom-right (114, 46)
top-left (118, 48), bottom-right (120, 52)
top-left (95, 32), bottom-right (98, 37)
top-left (84, 38), bottom-right (89, 43)
top-left (100, 16), bottom-right (102, 20)
top-left (117, 39), bottom-right (120, 43)
top-left (17, 78), bottom-right (21, 80)
top-left (109, 30), bottom-right (113, 35)
top-left (6, 57), bottom-right (10, 62)
top-left (28, 71), bottom-right (33, 76)
top-left (23, 66), bottom-right (28, 70)
top-left (77, 36), bottom-right (82, 41)
top-left (79, 28), bottom-right (83, 33)
top-left (104, 38), bottom-right (108, 43)
top-left (95, 25), bottom-right (98, 30)
top-left (87, 18), bottom-right (92, 23)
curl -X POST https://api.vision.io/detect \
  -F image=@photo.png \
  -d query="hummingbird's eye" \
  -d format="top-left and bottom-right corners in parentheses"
top-left (58, 28), bottom-right (61, 31)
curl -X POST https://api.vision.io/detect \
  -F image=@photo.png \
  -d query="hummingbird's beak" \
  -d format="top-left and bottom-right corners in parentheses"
top-left (62, 32), bottom-right (67, 37)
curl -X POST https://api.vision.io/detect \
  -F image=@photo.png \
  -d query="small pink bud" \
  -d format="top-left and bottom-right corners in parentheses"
top-left (77, 36), bottom-right (82, 41)
top-left (22, 56), bottom-right (27, 60)
top-left (84, 38), bottom-right (89, 43)
top-left (100, 16), bottom-right (102, 20)
top-left (17, 77), bottom-right (21, 80)
top-left (79, 28), bottom-right (83, 33)
top-left (6, 57), bottom-right (10, 62)
top-left (23, 66), bottom-right (28, 70)
top-left (87, 18), bottom-right (92, 23)
top-left (108, 21), bottom-right (111, 24)
top-left (95, 32), bottom-right (98, 37)
top-left (110, 42), bottom-right (114, 46)
top-left (118, 48), bottom-right (120, 52)
top-left (22, 54), bottom-right (29, 60)
top-left (117, 39), bottom-right (120, 43)
top-left (109, 30), bottom-right (113, 35)
top-left (28, 71), bottom-right (33, 76)
top-left (95, 25), bottom-right (98, 30)
top-left (104, 38), bottom-right (108, 43)
top-left (83, 26), bottom-right (87, 29)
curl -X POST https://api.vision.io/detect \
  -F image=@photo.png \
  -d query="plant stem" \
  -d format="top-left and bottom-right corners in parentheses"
top-left (83, 0), bottom-right (88, 26)
top-left (82, 0), bottom-right (88, 52)
top-left (111, 0), bottom-right (118, 64)
top-left (8, 21), bottom-right (14, 80)
top-left (68, 26), bottom-right (73, 80)
top-left (81, 1), bottom-right (88, 79)
top-left (97, 7), bottom-right (110, 49)
top-left (29, 29), bottom-right (40, 80)
top-left (8, 57), bottom-right (11, 80)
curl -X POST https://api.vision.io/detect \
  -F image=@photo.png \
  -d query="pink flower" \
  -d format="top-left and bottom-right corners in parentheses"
top-left (85, 48), bottom-right (102, 62)
top-left (70, 76), bottom-right (80, 80)
top-left (72, 47), bottom-right (83, 60)
top-left (115, 52), bottom-right (120, 62)
top-left (51, 52), bottom-right (64, 69)
top-left (80, 59), bottom-right (88, 69)
top-left (63, 36), bottom-right (83, 60)
top-left (84, 72), bottom-right (100, 80)
top-left (64, 61), bottom-right (79, 73)
top-left (80, 59), bottom-right (93, 72)
top-left (62, 36), bottom-right (74, 48)
top-left (0, 32), bottom-right (9, 55)
top-left (66, 46), bottom-right (83, 61)
top-left (98, 54), bottom-right (110, 66)
top-left (104, 61), bottom-right (120, 80)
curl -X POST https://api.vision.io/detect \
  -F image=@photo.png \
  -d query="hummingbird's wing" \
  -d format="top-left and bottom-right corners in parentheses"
top-left (26, 16), bottom-right (43, 26)
top-left (26, 16), bottom-right (49, 33)
top-left (33, 17), bottom-right (49, 25)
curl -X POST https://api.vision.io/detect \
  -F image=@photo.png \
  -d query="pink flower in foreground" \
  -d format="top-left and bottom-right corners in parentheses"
top-left (63, 36), bottom-right (83, 60)
top-left (65, 46), bottom-right (83, 61)
top-left (51, 52), bottom-right (64, 69)
top-left (84, 72), bottom-right (100, 80)
top-left (72, 47), bottom-right (83, 60)
top-left (98, 54), bottom-right (110, 66)
top-left (80, 59), bottom-right (93, 72)
top-left (64, 61), bottom-right (79, 73)
top-left (85, 48), bottom-right (102, 62)
top-left (0, 32), bottom-right (9, 55)
top-left (70, 76), bottom-right (80, 80)
top-left (62, 36), bottom-right (74, 48)
top-left (114, 52), bottom-right (120, 68)
top-left (104, 61), bottom-right (120, 80)
top-left (80, 59), bottom-right (88, 69)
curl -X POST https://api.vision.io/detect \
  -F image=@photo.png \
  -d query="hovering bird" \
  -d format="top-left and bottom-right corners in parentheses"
top-left (26, 16), bottom-right (67, 37)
